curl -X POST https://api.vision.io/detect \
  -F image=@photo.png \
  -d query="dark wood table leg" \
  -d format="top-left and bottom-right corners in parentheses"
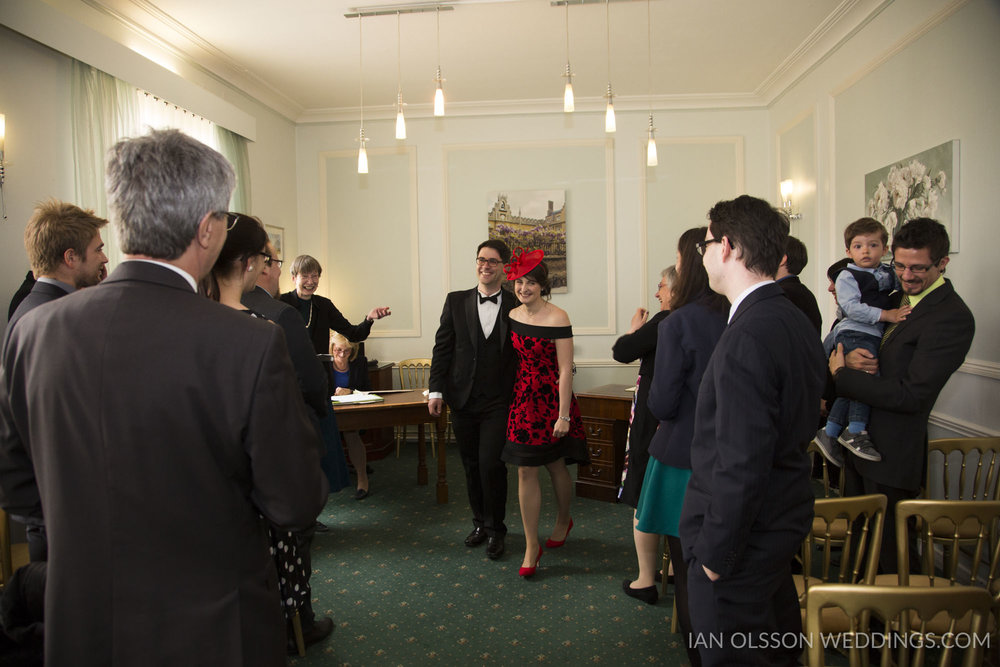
top-left (416, 423), bottom-right (428, 486)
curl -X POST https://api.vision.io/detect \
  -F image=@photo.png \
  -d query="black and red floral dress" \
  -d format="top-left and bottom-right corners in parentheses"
top-left (502, 320), bottom-right (589, 467)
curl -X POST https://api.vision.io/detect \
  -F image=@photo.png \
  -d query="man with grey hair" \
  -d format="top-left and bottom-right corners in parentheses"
top-left (0, 129), bottom-right (327, 666)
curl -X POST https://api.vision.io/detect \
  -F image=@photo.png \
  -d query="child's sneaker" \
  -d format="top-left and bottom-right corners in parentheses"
top-left (838, 430), bottom-right (882, 461)
top-left (813, 429), bottom-right (843, 468)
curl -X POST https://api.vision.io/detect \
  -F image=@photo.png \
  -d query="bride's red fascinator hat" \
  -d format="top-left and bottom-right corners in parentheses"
top-left (504, 248), bottom-right (545, 281)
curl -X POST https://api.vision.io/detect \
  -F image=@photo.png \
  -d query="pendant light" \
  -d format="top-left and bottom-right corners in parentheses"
top-left (604, 0), bottom-right (615, 133)
top-left (646, 0), bottom-right (657, 166)
top-left (562, 1), bottom-right (574, 113)
top-left (433, 7), bottom-right (445, 117)
top-left (357, 16), bottom-right (368, 174)
top-left (395, 12), bottom-right (407, 139)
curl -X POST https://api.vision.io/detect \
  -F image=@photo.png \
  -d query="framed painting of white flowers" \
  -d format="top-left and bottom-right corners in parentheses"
top-left (865, 140), bottom-right (959, 251)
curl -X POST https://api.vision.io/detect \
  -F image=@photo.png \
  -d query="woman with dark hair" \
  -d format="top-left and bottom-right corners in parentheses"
top-left (501, 250), bottom-right (589, 578)
top-left (207, 214), bottom-right (333, 652)
top-left (622, 228), bottom-right (728, 667)
top-left (613, 265), bottom-right (677, 507)
top-left (280, 254), bottom-right (391, 354)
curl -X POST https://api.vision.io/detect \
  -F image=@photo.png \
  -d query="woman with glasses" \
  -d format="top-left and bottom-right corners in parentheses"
top-left (328, 331), bottom-right (374, 500)
top-left (612, 265), bottom-right (677, 508)
top-left (280, 255), bottom-right (391, 354)
top-left (206, 213), bottom-right (333, 652)
top-left (624, 228), bottom-right (727, 667)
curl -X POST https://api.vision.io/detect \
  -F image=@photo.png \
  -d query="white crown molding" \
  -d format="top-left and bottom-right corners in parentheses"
top-left (77, 0), bottom-right (305, 121)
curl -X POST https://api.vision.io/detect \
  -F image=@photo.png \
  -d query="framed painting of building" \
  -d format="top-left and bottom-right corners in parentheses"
top-left (487, 190), bottom-right (567, 293)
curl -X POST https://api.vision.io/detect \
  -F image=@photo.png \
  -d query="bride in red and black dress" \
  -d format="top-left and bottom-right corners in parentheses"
top-left (500, 250), bottom-right (589, 578)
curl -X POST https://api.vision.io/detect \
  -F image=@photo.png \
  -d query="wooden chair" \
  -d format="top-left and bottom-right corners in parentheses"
top-left (396, 358), bottom-right (436, 457)
top-left (660, 537), bottom-right (679, 633)
top-left (808, 439), bottom-right (847, 499)
top-left (805, 584), bottom-right (992, 667)
top-left (0, 509), bottom-right (30, 591)
top-left (924, 439), bottom-right (1000, 544)
top-left (925, 438), bottom-right (1000, 502)
top-left (797, 494), bottom-right (887, 636)
top-left (875, 500), bottom-right (1000, 638)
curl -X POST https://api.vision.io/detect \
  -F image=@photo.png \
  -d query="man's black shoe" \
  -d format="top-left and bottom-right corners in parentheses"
top-left (464, 527), bottom-right (487, 547)
top-left (313, 520), bottom-right (329, 533)
top-left (486, 535), bottom-right (505, 560)
top-left (288, 616), bottom-right (334, 655)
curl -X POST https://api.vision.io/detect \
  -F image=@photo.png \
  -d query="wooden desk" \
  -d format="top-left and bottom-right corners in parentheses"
top-left (334, 390), bottom-right (449, 503)
top-left (575, 384), bottom-right (633, 502)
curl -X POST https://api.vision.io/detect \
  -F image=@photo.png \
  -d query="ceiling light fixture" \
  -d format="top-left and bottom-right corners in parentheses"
top-left (562, 1), bottom-right (574, 113)
top-left (395, 12), bottom-right (407, 139)
top-left (357, 16), bottom-right (368, 174)
top-left (433, 6), bottom-right (445, 117)
top-left (604, 0), bottom-right (615, 133)
top-left (645, 0), bottom-right (657, 166)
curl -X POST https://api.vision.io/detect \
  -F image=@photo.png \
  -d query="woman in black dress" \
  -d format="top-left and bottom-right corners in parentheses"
top-left (612, 265), bottom-right (677, 507)
top-left (279, 254), bottom-right (391, 353)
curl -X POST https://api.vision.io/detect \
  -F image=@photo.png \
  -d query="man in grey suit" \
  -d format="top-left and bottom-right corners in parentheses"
top-left (0, 129), bottom-right (327, 666)
top-left (680, 196), bottom-right (825, 666)
top-left (2, 199), bottom-right (109, 563)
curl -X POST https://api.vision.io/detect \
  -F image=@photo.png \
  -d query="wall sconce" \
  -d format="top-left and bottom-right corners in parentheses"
top-left (0, 113), bottom-right (7, 220)
top-left (779, 179), bottom-right (801, 220)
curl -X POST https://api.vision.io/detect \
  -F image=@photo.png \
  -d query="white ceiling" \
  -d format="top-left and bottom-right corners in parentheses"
top-left (37, 0), bottom-right (885, 122)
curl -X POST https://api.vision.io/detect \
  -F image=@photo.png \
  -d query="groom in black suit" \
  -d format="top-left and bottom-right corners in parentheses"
top-left (429, 239), bottom-right (516, 560)
top-left (680, 196), bottom-right (826, 666)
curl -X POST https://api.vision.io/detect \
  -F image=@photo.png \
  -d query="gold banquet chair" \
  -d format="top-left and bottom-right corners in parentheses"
top-left (396, 358), bottom-right (437, 457)
top-left (797, 494), bottom-right (887, 636)
top-left (805, 584), bottom-right (993, 667)
top-left (875, 500), bottom-right (1000, 638)
top-left (0, 509), bottom-right (30, 591)
top-left (924, 438), bottom-right (1000, 544)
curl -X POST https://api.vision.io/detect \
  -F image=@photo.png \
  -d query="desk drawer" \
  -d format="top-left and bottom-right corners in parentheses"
top-left (586, 442), bottom-right (614, 465)
top-left (579, 461), bottom-right (615, 484)
top-left (583, 418), bottom-right (615, 444)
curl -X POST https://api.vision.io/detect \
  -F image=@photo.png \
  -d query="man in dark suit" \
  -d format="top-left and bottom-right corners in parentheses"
top-left (6, 200), bottom-right (108, 333)
top-left (0, 129), bottom-right (327, 666)
top-left (830, 218), bottom-right (974, 571)
top-left (2, 199), bottom-right (109, 562)
top-left (243, 240), bottom-right (328, 420)
top-left (429, 239), bottom-right (516, 560)
top-left (242, 238), bottom-right (334, 650)
top-left (680, 196), bottom-right (826, 666)
top-left (6, 271), bottom-right (35, 322)
top-left (776, 235), bottom-right (823, 333)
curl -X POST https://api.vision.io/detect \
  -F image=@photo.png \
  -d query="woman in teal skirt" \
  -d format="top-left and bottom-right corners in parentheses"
top-left (624, 228), bottom-right (728, 667)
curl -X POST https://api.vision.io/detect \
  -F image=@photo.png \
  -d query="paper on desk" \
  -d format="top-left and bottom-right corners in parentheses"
top-left (330, 391), bottom-right (384, 404)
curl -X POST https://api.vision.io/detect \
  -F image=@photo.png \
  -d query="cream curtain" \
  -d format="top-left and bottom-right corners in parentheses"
top-left (71, 61), bottom-right (254, 268)
top-left (70, 60), bottom-right (138, 270)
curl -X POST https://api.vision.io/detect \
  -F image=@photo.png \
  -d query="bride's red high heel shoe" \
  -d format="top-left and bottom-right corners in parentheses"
top-left (519, 547), bottom-right (543, 578)
top-left (545, 519), bottom-right (574, 548)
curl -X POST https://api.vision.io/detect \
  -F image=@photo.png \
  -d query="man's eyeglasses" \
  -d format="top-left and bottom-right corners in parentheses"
top-left (476, 257), bottom-right (503, 267)
top-left (225, 213), bottom-right (241, 232)
top-left (696, 238), bottom-right (725, 256)
top-left (892, 260), bottom-right (937, 275)
top-left (264, 255), bottom-right (283, 268)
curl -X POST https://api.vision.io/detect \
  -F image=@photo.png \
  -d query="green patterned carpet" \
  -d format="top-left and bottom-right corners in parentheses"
top-left (292, 445), bottom-right (689, 666)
